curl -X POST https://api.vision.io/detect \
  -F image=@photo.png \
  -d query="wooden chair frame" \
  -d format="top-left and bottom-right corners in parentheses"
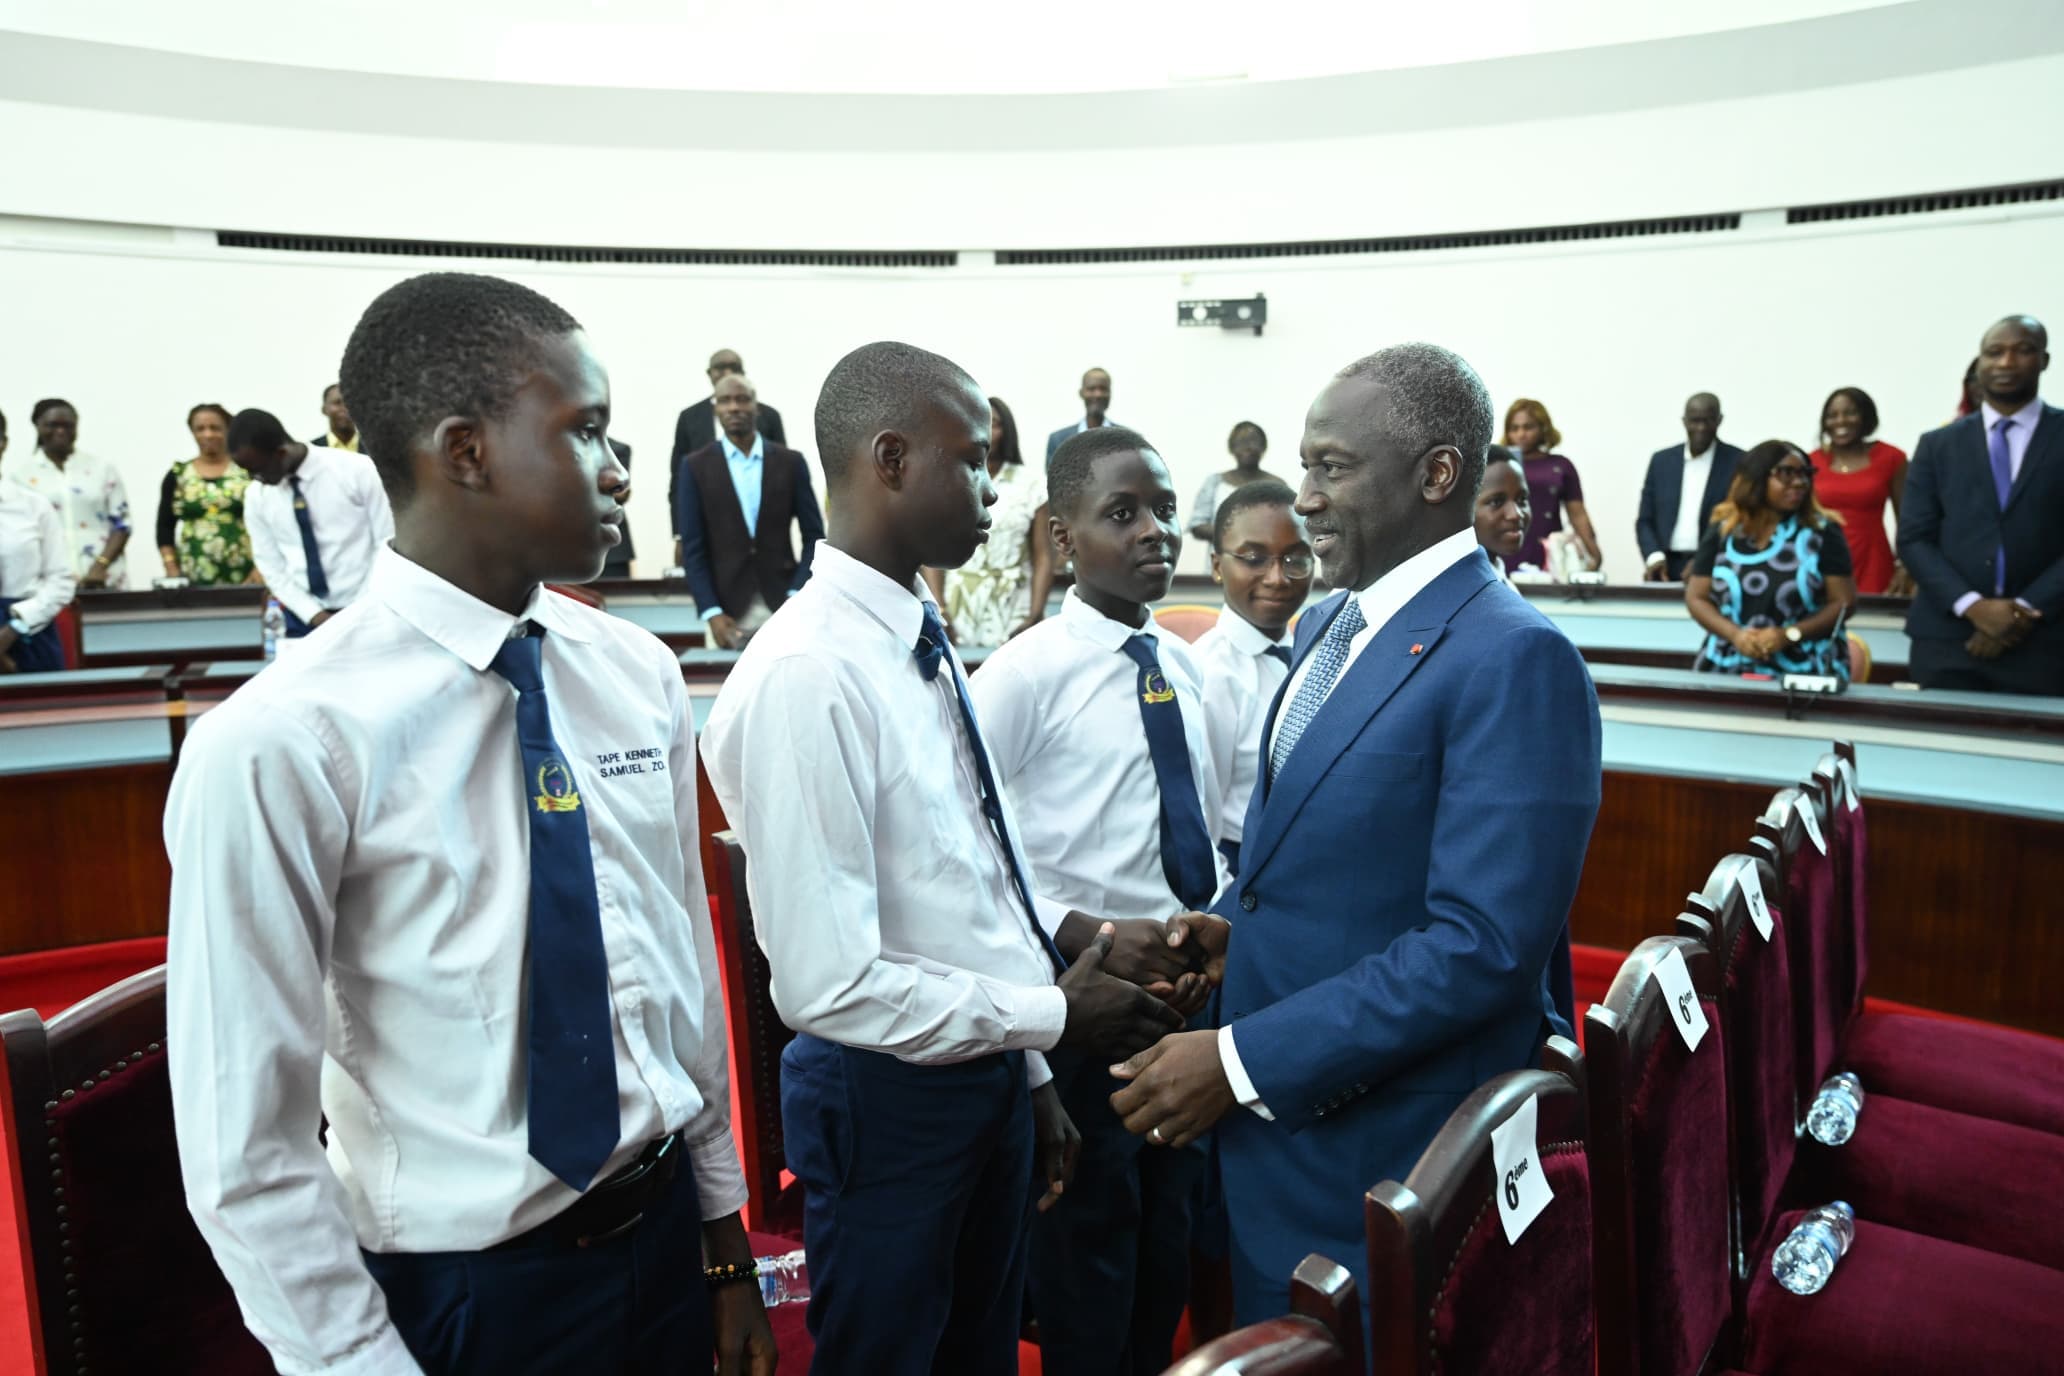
top-left (1164, 1254), bottom-right (1363, 1376)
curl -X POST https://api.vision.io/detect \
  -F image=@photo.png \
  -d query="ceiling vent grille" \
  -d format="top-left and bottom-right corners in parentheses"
top-left (1786, 179), bottom-right (2064, 225)
top-left (215, 231), bottom-right (958, 269)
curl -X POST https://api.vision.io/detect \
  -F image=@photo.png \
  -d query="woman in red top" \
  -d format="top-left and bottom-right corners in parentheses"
top-left (1809, 386), bottom-right (1911, 595)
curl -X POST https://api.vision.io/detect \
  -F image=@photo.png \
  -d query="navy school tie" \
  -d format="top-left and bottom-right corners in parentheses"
top-left (1118, 635), bottom-right (1219, 910)
top-left (288, 474), bottom-right (331, 601)
top-left (1265, 644), bottom-right (1293, 669)
top-left (915, 602), bottom-right (1068, 974)
top-left (490, 625), bottom-right (621, 1191)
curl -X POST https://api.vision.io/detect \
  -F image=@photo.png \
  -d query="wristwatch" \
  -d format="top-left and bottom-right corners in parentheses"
top-left (1784, 626), bottom-right (1803, 645)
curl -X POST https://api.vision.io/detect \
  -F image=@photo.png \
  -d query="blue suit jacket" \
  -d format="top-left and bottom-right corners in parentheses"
top-left (1635, 440), bottom-right (1743, 560)
top-left (1212, 548), bottom-right (1601, 1316)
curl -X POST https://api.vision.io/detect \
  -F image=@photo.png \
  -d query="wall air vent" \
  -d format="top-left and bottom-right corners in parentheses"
top-left (214, 231), bottom-right (957, 269)
top-left (1787, 179), bottom-right (2064, 225)
top-left (994, 213), bottom-right (1741, 266)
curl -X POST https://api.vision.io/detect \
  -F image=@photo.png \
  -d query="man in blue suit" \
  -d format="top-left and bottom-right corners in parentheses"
top-left (1636, 392), bottom-right (1742, 581)
top-left (1108, 342), bottom-right (1602, 1322)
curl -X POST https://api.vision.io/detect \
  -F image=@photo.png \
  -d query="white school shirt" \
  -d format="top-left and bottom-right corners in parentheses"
top-left (1187, 610), bottom-right (1292, 845)
top-left (165, 547), bottom-right (747, 1376)
top-left (245, 447), bottom-right (395, 624)
top-left (1232, 525), bottom-right (1479, 1119)
top-left (699, 541), bottom-right (1065, 1085)
top-left (1669, 442), bottom-right (1719, 553)
top-left (971, 589), bottom-right (1232, 925)
top-left (3, 447), bottom-right (131, 584)
top-left (0, 478), bottom-right (77, 635)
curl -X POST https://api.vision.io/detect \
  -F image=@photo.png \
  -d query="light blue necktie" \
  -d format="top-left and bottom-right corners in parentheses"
top-left (1989, 417), bottom-right (2015, 594)
top-left (1269, 599), bottom-right (1367, 782)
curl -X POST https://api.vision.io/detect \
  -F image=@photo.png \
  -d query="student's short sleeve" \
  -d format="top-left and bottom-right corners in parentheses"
top-left (1818, 522), bottom-right (1855, 578)
top-left (1691, 523), bottom-right (1724, 576)
top-left (1558, 457), bottom-right (1585, 502)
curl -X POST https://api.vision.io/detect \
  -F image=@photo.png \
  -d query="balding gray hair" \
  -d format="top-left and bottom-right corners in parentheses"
top-left (1336, 342), bottom-right (1495, 495)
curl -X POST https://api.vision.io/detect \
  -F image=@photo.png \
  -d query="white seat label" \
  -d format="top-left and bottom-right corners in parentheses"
top-left (1796, 795), bottom-right (1828, 855)
top-left (1737, 856), bottom-right (1774, 941)
top-left (1652, 945), bottom-right (1710, 1052)
top-left (1490, 1091), bottom-right (1555, 1244)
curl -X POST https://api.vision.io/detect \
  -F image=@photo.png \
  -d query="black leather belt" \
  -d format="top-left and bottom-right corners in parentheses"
top-left (493, 1134), bottom-right (681, 1252)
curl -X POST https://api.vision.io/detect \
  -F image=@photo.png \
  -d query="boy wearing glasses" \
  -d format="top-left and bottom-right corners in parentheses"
top-left (1190, 480), bottom-right (1313, 875)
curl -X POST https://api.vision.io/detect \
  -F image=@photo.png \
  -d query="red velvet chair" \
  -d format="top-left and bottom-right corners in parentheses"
top-left (1365, 1038), bottom-right (1592, 1376)
top-left (710, 830), bottom-right (804, 1239)
top-left (1163, 1255), bottom-right (1362, 1376)
top-left (0, 966), bottom-right (270, 1376)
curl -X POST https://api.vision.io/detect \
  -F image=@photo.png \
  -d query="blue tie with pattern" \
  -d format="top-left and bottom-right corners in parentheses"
top-left (1989, 417), bottom-right (2016, 594)
top-left (288, 474), bottom-right (330, 601)
top-left (490, 625), bottom-right (620, 1191)
top-left (1119, 634), bottom-right (1218, 909)
top-left (1270, 598), bottom-right (1368, 783)
top-left (915, 602), bottom-right (1068, 974)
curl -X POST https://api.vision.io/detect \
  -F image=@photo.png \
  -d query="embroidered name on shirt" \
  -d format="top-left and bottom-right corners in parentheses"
top-left (594, 747), bottom-right (668, 779)
top-left (534, 759), bottom-right (582, 813)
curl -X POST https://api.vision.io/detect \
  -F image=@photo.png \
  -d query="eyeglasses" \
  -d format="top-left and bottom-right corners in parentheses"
top-left (1226, 551), bottom-right (1317, 577)
top-left (1771, 464), bottom-right (1816, 485)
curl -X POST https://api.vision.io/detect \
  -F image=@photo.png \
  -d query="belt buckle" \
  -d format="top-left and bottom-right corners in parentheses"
top-left (572, 1136), bottom-right (677, 1249)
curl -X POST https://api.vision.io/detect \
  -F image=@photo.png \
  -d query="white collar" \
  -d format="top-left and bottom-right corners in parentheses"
top-left (811, 541), bottom-right (934, 650)
top-left (1214, 606), bottom-right (1290, 656)
top-left (369, 546), bottom-right (593, 673)
top-left (1982, 397), bottom-right (2044, 430)
top-left (1058, 586), bottom-right (1163, 652)
top-left (719, 431), bottom-right (765, 464)
top-left (1685, 441), bottom-right (1717, 461)
top-left (1346, 526), bottom-right (1479, 630)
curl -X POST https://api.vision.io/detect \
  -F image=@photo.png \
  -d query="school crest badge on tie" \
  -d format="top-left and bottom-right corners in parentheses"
top-left (534, 758), bottom-right (583, 813)
top-left (1140, 670), bottom-right (1177, 705)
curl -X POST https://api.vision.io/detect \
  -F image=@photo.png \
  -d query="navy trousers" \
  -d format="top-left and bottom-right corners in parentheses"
top-left (0, 598), bottom-right (63, 673)
top-left (363, 1156), bottom-right (712, 1375)
top-left (781, 1033), bottom-right (1034, 1376)
top-left (1028, 1049), bottom-right (1204, 1376)
top-left (280, 604), bottom-right (318, 639)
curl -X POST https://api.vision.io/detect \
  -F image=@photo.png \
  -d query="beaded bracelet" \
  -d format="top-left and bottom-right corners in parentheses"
top-left (704, 1260), bottom-right (761, 1288)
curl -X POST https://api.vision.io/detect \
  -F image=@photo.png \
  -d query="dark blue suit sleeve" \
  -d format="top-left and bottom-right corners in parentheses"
top-left (1635, 451), bottom-right (1665, 560)
top-left (762, 405), bottom-right (787, 448)
top-left (1895, 430), bottom-right (1966, 616)
top-left (1229, 625), bottom-right (1602, 1133)
top-left (791, 454), bottom-right (825, 592)
top-left (672, 463), bottom-right (724, 614)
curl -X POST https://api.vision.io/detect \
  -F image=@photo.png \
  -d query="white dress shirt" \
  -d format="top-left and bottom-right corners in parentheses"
top-left (0, 478), bottom-right (77, 635)
top-left (972, 590), bottom-right (1232, 925)
top-left (245, 447), bottom-right (395, 624)
top-left (1233, 525), bottom-right (1481, 1118)
top-left (699, 542), bottom-right (1065, 1087)
top-left (166, 547), bottom-right (747, 1376)
top-left (1188, 609), bottom-right (1292, 845)
top-left (2, 447), bottom-right (131, 584)
top-left (1953, 396), bottom-right (2046, 615)
top-left (1669, 442), bottom-right (1718, 554)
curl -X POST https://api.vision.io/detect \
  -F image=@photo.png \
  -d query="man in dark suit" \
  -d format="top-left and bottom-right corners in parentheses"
top-left (310, 383), bottom-right (362, 452)
top-left (1046, 367), bottom-right (1116, 463)
top-left (670, 349), bottom-right (787, 564)
top-left (1637, 392), bottom-right (1741, 581)
top-left (1106, 342), bottom-right (1601, 1326)
top-left (672, 373), bottom-right (822, 650)
top-left (1898, 314), bottom-right (2064, 695)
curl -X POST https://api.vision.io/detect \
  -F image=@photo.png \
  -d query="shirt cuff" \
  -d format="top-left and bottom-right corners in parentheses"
top-left (1033, 893), bottom-right (1069, 938)
top-left (293, 1322), bottom-right (426, 1376)
top-left (1954, 591), bottom-right (1983, 618)
top-left (1645, 551), bottom-right (1666, 568)
top-left (1217, 1024), bottom-right (1274, 1122)
top-left (1026, 1049), bottom-right (1054, 1090)
top-left (683, 1127), bottom-right (752, 1223)
top-left (1011, 983), bottom-right (1068, 1055)
top-left (2016, 598), bottom-right (2037, 612)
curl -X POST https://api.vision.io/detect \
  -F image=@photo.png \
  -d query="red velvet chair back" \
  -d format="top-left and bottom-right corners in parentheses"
top-left (1583, 937), bottom-right (1729, 1376)
top-left (1679, 851), bottom-right (1796, 1286)
top-left (0, 966), bottom-right (270, 1376)
top-left (709, 831), bottom-right (803, 1237)
top-left (1365, 1038), bottom-right (1592, 1376)
top-left (1164, 1255), bottom-right (1363, 1376)
top-left (1814, 743), bottom-right (1869, 1022)
top-left (1758, 784), bottom-right (1843, 1093)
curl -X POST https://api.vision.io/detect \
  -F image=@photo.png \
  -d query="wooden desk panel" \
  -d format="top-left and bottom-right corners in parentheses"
top-left (0, 763), bottom-right (173, 955)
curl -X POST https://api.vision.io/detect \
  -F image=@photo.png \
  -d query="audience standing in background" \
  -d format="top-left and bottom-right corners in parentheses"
top-left (1503, 397), bottom-right (1601, 573)
top-left (3, 399), bottom-right (131, 589)
top-left (1191, 479), bottom-right (1310, 874)
top-left (311, 383), bottom-right (361, 451)
top-left (670, 348), bottom-right (787, 565)
top-left (0, 409), bottom-right (78, 673)
top-left (925, 396), bottom-right (1055, 645)
top-left (1637, 393), bottom-right (1742, 582)
top-left (1685, 440), bottom-right (1858, 681)
top-left (1047, 367), bottom-right (1118, 463)
top-left (1473, 444), bottom-right (1533, 582)
top-left (1899, 314), bottom-right (2064, 694)
top-left (232, 407), bottom-right (394, 636)
top-left (155, 404), bottom-right (256, 587)
top-left (1810, 387), bottom-right (1910, 595)
top-left (672, 373), bottom-right (823, 650)
top-left (1187, 421), bottom-right (1283, 543)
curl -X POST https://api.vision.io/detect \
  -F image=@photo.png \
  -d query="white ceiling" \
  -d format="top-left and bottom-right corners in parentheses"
top-left (0, 0), bottom-right (1901, 94)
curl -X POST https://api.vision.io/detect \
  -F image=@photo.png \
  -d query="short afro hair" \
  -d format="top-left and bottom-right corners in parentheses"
top-left (339, 272), bottom-right (580, 499)
top-left (1338, 343), bottom-right (1495, 498)
top-left (227, 408), bottom-right (291, 453)
top-left (1212, 478), bottom-right (1298, 551)
top-left (1483, 442), bottom-right (1518, 469)
top-left (813, 340), bottom-right (979, 485)
top-left (1048, 425), bottom-right (1160, 519)
top-left (1818, 386), bottom-right (1879, 443)
top-left (31, 399), bottom-right (74, 425)
top-left (1227, 420), bottom-right (1267, 452)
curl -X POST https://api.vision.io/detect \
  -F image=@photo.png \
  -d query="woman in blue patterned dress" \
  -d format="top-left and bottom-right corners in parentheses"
top-left (1686, 440), bottom-right (1858, 679)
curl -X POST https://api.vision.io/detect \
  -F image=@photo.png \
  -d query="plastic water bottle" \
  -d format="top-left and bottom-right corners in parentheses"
top-left (756, 1248), bottom-right (809, 1307)
top-left (1771, 1202), bottom-right (1856, 1296)
top-left (1805, 1072), bottom-right (1865, 1146)
top-left (262, 597), bottom-right (286, 662)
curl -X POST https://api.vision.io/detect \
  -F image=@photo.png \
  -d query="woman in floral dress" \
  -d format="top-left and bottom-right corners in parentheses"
top-left (154, 403), bottom-right (257, 586)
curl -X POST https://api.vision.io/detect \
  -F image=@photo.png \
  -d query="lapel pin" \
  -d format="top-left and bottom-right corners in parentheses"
top-left (1410, 643), bottom-right (1424, 655)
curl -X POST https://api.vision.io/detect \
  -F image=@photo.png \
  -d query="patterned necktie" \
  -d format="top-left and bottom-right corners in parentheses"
top-left (915, 602), bottom-right (1068, 974)
top-left (490, 626), bottom-right (621, 1191)
top-left (1989, 417), bottom-right (2015, 594)
top-left (1270, 598), bottom-right (1369, 782)
top-left (1265, 644), bottom-right (1293, 669)
top-left (1119, 635), bottom-right (1219, 909)
top-left (288, 474), bottom-right (331, 600)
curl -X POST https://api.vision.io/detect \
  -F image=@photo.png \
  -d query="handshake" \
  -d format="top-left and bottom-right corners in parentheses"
top-left (1052, 910), bottom-right (1230, 1060)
